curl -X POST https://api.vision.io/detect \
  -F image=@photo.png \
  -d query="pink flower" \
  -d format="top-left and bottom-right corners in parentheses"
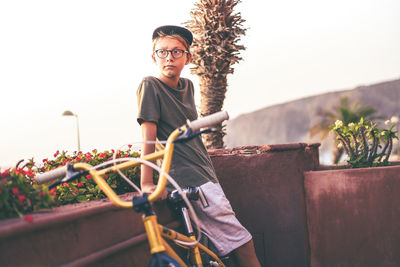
top-left (86, 175), bottom-right (92, 180)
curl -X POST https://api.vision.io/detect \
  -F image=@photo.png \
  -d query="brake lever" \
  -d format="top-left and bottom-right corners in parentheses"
top-left (173, 128), bottom-right (216, 143)
top-left (48, 165), bottom-right (89, 189)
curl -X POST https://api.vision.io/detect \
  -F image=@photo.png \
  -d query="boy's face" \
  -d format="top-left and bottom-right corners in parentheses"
top-left (152, 37), bottom-right (191, 84)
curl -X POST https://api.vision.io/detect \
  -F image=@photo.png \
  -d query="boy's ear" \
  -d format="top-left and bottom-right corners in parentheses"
top-left (152, 53), bottom-right (157, 63)
top-left (185, 53), bottom-right (192, 65)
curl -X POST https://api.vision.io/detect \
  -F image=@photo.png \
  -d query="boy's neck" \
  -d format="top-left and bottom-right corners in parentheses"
top-left (159, 75), bottom-right (179, 88)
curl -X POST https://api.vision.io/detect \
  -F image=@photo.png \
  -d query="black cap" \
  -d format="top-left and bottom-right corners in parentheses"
top-left (152, 25), bottom-right (193, 46)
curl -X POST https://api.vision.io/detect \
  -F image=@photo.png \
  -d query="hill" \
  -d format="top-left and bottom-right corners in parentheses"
top-left (225, 78), bottom-right (400, 163)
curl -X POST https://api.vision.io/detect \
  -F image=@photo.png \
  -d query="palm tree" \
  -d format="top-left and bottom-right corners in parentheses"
top-left (185, 0), bottom-right (246, 149)
top-left (309, 97), bottom-right (377, 164)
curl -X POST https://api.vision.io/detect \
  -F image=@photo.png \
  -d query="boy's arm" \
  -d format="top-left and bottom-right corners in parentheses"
top-left (141, 122), bottom-right (157, 193)
top-left (140, 121), bottom-right (167, 199)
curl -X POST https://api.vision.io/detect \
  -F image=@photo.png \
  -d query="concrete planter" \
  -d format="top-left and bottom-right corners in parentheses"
top-left (0, 193), bottom-right (179, 266)
top-left (304, 165), bottom-right (400, 267)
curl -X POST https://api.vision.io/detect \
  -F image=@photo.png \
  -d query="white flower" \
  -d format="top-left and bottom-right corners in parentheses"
top-left (390, 116), bottom-right (399, 124)
top-left (335, 120), bottom-right (343, 128)
top-left (348, 122), bottom-right (355, 128)
top-left (385, 120), bottom-right (390, 125)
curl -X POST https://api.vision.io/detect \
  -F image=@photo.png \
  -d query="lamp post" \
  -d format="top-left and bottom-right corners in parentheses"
top-left (62, 110), bottom-right (81, 151)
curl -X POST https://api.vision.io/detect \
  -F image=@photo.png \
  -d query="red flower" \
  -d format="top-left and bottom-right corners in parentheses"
top-left (18, 195), bottom-right (26, 205)
top-left (86, 175), bottom-right (92, 180)
top-left (43, 159), bottom-right (48, 163)
top-left (128, 144), bottom-right (132, 148)
top-left (62, 183), bottom-right (70, 187)
top-left (49, 188), bottom-right (57, 196)
top-left (0, 169), bottom-right (10, 178)
top-left (54, 150), bottom-right (60, 158)
top-left (77, 183), bottom-right (84, 187)
top-left (24, 168), bottom-right (34, 178)
top-left (12, 187), bottom-right (19, 195)
top-left (24, 215), bottom-right (34, 223)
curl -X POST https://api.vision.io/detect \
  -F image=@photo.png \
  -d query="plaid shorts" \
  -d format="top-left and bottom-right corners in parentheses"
top-left (190, 182), bottom-right (252, 256)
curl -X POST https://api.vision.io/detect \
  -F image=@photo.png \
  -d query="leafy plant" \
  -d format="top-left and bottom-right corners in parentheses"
top-left (0, 147), bottom-right (144, 220)
top-left (330, 118), bottom-right (398, 168)
top-left (310, 97), bottom-right (378, 164)
top-left (34, 148), bottom-right (142, 205)
top-left (0, 167), bottom-right (55, 220)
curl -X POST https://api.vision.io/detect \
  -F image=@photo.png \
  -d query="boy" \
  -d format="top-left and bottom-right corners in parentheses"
top-left (137, 25), bottom-right (260, 266)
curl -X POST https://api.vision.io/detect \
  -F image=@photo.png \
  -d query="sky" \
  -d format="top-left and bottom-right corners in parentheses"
top-left (1, 0), bottom-right (399, 168)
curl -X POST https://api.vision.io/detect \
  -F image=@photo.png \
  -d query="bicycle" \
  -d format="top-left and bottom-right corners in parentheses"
top-left (35, 111), bottom-right (229, 267)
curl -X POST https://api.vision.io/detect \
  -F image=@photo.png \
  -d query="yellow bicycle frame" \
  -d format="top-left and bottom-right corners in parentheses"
top-left (72, 125), bottom-right (225, 266)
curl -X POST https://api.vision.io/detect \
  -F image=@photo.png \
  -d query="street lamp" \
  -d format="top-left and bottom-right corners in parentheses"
top-left (62, 110), bottom-right (81, 151)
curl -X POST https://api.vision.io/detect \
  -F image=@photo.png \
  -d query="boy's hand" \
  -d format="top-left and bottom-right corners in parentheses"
top-left (142, 184), bottom-right (168, 201)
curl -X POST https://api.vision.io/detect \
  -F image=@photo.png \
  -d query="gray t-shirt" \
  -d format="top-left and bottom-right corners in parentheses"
top-left (137, 76), bottom-right (218, 189)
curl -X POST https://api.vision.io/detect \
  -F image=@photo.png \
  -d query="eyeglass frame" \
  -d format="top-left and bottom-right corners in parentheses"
top-left (154, 49), bottom-right (190, 59)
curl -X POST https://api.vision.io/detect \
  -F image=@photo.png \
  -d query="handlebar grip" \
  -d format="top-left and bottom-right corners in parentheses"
top-left (187, 111), bottom-right (229, 132)
top-left (35, 165), bottom-right (68, 184)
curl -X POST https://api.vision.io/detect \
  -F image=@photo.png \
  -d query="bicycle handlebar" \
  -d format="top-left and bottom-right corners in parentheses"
top-left (187, 111), bottom-right (229, 132)
top-left (35, 165), bottom-right (69, 184)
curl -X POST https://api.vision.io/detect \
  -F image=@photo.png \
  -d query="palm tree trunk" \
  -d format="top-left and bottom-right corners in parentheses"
top-left (199, 76), bottom-right (227, 149)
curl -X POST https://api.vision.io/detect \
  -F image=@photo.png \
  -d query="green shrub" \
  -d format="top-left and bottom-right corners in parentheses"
top-left (330, 118), bottom-right (398, 168)
top-left (1, 147), bottom-right (143, 220)
top-left (0, 167), bottom-right (55, 220)
top-left (35, 148), bottom-right (142, 205)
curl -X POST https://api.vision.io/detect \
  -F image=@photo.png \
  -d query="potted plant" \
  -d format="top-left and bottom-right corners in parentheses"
top-left (330, 117), bottom-right (398, 167)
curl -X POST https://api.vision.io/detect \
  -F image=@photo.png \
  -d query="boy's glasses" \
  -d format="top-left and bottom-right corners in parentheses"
top-left (154, 49), bottom-right (189, 59)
